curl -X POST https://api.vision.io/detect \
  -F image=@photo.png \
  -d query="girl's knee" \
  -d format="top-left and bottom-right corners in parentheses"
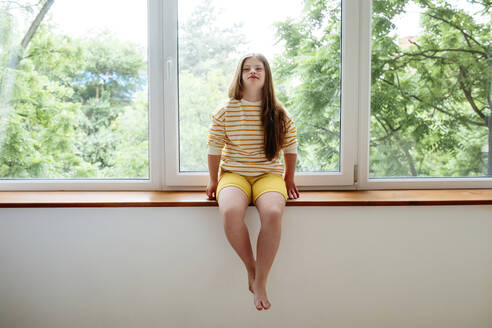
top-left (271, 207), bottom-right (284, 219)
top-left (259, 206), bottom-right (283, 224)
top-left (220, 204), bottom-right (247, 227)
top-left (220, 205), bottom-right (243, 218)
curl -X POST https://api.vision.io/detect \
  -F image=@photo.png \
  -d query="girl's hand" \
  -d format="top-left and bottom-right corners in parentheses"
top-left (206, 179), bottom-right (218, 200)
top-left (284, 177), bottom-right (299, 199)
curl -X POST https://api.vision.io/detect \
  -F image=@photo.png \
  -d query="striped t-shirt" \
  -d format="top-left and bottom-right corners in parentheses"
top-left (207, 98), bottom-right (298, 177)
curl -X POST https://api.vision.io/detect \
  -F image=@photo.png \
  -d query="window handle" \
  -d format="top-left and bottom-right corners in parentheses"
top-left (166, 58), bottom-right (173, 80)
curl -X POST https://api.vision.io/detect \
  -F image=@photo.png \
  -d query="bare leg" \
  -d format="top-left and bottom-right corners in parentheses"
top-left (253, 192), bottom-right (286, 310)
top-left (218, 186), bottom-right (256, 293)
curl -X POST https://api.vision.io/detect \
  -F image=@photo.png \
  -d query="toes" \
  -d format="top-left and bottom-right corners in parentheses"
top-left (254, 297), bottom-right (271, 311)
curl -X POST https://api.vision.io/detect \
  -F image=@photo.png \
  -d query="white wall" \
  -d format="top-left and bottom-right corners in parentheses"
top-left (0, 206), bottom-right (491, 328)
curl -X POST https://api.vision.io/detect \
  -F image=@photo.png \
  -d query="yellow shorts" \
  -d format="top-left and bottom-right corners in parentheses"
top-left (217, 170), bottom-right (288, 204)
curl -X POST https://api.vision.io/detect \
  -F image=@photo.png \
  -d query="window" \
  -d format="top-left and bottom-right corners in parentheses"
top-left (167, 0), bottom-right (358, 186)
top-left (358, 0), bottom-right (492, 189)
top-left (1, 0), bottom-right (491, 190)
top-left (0, 0), bottom-right (158, 190)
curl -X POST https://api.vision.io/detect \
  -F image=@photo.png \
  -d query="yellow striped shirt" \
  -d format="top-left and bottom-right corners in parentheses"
top-left (207, 98), bottom-right (298, 177)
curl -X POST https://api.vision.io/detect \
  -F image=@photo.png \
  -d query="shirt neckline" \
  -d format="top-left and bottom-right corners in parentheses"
top-left (240, 98), bottom-right (262, 106)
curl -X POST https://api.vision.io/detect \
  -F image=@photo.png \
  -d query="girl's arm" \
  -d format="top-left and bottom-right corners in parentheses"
top-left (284, 153), bottom-right (299, 199)
top-left (208, 154), bottom-right (221, 182)
top-left (284, 153), bottom-right (296, 182)
top-left (207, 105), bottom-right (226, 199)
top-left (282, 112), bottom-right (299, 199)
top-left (206, 155), bottom-right (221, 200)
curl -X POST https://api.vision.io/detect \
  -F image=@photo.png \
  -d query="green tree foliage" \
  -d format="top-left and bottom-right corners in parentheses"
top-left (72, 32), bottom-right (146, 103)
top-left (0, 59), bottom-right (85, 178)
top-left (0, 4), bottom-right (14, 83)
top-left (3, 0), bottom-right (489, 180)
top-left (102, 89), bottom-right (148, 178)
top-left (274, 0), bottom-right (342, 171)
top-left (72, 32), bottom-right (146, 172)
top-left (0, 1), bottom-right (148, 178)
top-left (178, 0), bottom-right (245, 75)
top-left (178, 0), bottom-right (246, 171)
top-left (275, 0), bottom-right (491, 176)
top-left (0, 3), bottom-right (92, 178)
top-left (370, 0), bottom-right (491, 177)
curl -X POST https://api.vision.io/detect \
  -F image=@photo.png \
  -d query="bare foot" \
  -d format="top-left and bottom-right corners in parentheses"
top-left (252, 281), bottom-right (271, 310)
top-left (247, 269), bottom-right (255, 294)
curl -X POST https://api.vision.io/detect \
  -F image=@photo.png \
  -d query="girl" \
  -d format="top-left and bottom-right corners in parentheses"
top-left (206, 53), bottom-right (299, 311)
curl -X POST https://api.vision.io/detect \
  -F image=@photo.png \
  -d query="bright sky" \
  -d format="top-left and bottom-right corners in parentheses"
top-left (178, 0), bottom-right (304, 60)
top-left (392, 2), bottom-right (423, 38)
top-left (49, 0), bottom-right (147, 47)
top-left (392, 0), bottom-right (488, 38)
top-left (48, 0), bottom-right (304, 61)
top-left (11, 0), bottom-right (489, 59)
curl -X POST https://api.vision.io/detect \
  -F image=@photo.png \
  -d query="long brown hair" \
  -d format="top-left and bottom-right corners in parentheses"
top-left (228, 53), bottom-right (287, 161)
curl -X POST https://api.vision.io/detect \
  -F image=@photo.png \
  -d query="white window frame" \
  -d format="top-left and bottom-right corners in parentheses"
top-left (1, 0), bottom-right (491, 191)
top-left (357, 0), bottom-right (492, 190)
top-left (164, 0), bottom-right (359, 188)
top-left (0, 0), bottom-right (164, 191)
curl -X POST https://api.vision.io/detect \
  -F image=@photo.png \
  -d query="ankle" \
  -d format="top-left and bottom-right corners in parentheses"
top-left (253, 278), bottom-right (267, 288)
top-left (246, 264), bottom-right (256, 274)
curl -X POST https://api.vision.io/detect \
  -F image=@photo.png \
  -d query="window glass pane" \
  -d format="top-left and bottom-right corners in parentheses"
top-left (370, 0), bottom-right (491, 178)
top-left (0, 0), bottom-right (148, 179)
top-left (178, 0), bottom-right (342, 172)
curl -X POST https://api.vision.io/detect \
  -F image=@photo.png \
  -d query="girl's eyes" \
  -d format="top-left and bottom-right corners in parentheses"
top-left (242, 67), bottom-right (263, 71)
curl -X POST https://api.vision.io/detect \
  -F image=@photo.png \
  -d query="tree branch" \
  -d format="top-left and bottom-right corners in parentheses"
top-left (374, 113), bottom-right (417, 176)
top-left (310, 123), bottom-right (338, 138)
top-left (403, 39), bottom-right (485, 58)
top-left (418, 48), bottom-right (485, 57)
top-left (21, 49), bottom-right (65, 60)
top-left (392, 131), bottom-right (417, 176)
top-left (373, 115), bottom-right (393, 145)
top-left (387, 50), bottom-right (462, 64)
top-left (20, 0), bottom-right (55, 50)
top-left (423, 12), bottom-right (483, 50)
top-left (381, 78), bottom-right (488, 127)
top-left (458, 65), bottom-right (488, 122)
top-left (6, 0), bottom-right (55, 70)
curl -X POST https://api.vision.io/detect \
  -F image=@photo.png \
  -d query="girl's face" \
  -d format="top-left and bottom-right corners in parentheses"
top-left (241, 57), bottom-right (265, 91)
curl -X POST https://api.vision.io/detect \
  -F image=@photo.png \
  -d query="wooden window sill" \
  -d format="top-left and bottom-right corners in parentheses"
top-left (0, 190), bottom-right (492, 207)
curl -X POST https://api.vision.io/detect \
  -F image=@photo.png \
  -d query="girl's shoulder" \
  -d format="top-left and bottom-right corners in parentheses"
top-left (225, 98), bottom-right (242, 108)
top-left (280, 107), bottom-right (296, 127)
top-left (276, 102), bottom-right (294, 121)
top-left (286, 110), bottom-right (295, 122)
top-left (212, 98), bottom-right (241, 116)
